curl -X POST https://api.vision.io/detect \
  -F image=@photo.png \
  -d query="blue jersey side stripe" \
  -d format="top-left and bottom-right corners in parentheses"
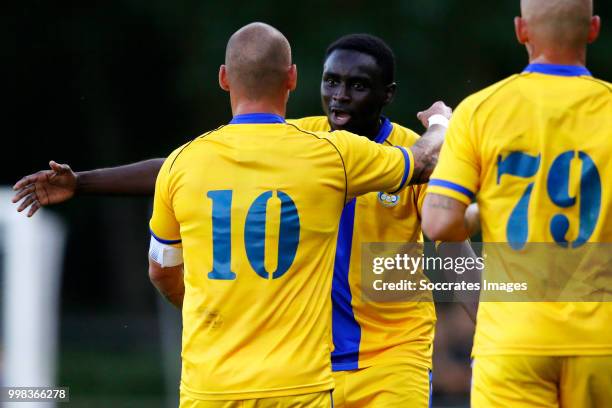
top-left (331, 198), bottom-right (361, 371)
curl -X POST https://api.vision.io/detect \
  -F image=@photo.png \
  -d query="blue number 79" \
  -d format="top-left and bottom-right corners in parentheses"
top-left (497, 150), bottom-right (601, 249)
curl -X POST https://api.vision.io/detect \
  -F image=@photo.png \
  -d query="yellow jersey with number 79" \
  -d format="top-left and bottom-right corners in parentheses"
top-left (149, 113), bottom-right (413, 400)
top-left (428, 64), bottom-right (612, 356)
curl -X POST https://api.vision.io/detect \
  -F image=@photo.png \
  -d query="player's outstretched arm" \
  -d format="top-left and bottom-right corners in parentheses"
top-left (75, 158), bottom-right (164, 195)
top-left (409, 101), bottom-right (452, 184)
top-left (12, 161), bottom-right (77, 217)
top-left (12, 158), bottom-right (164, 217)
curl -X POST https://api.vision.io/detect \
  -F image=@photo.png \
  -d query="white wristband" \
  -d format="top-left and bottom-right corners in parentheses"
top-left (428, 114), bottom-right (449, 128)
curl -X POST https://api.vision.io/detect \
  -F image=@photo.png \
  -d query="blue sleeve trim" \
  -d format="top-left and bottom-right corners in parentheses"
top-left (429, 179), bottom-right (475, 200)
top-left (390, 146), bottom-right (410, 193)
top-left (150, 228), bottom-right (182, 245)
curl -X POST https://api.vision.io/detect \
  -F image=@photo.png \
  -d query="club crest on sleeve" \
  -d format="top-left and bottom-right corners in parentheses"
top-left (377, 192), bottom-right (399, 208)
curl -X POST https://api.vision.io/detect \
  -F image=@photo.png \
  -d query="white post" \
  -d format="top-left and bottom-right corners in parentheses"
top-left (1, 189), bottom-right (65, 407)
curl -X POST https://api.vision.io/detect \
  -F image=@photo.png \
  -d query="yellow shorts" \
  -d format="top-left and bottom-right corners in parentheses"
top-left (472, 355), bottom-right (612, 408)
top-left (332, 362), bottom-right (431, 408)
top-left (179, 391), bottom-right (333, 408)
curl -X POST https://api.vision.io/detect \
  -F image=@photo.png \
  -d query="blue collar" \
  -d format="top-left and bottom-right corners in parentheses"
top-left (230, 113), bottom-right (286, 124)
top-left (374, 117), bottom-right (393, 144)
top-left (523, 64), bottom-right (591, 77)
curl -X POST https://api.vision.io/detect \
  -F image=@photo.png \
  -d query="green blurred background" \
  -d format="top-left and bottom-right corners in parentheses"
top-left (10, 0), bottom-right (611, 406)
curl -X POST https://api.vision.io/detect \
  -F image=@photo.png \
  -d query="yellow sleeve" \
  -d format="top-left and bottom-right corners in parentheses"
top-left (149, 147), bottom-right (184, 245)
top-left (427, 98), bottom-right (480, 206)
top-left (326, 130), bottom-right (414, 200)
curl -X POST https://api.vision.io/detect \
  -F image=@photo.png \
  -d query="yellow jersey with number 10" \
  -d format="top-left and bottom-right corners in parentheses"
top-left (428, 64), bottom-right (612, 356)
top-left (149, 113), bottom-right (413, 401)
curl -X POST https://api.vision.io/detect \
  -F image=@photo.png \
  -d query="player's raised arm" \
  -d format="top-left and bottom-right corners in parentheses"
top-left (328, 101), bottom-right (452, 200)
top-left (410, 101), bottom-right (452, 184)
top-left (421, 96), bottom-right (481, 241)
top-left (12, 158), bottom-right (164, 217)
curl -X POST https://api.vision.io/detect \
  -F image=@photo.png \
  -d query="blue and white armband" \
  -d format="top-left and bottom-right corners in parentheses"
top-left (148, 236), bottom-right (183, 267)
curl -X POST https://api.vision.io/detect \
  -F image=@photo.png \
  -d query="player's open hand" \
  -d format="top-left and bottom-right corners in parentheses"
top-left (416, 101), bottom-right (452, 129)
top-left (12, 161), bottom-right (77, 217)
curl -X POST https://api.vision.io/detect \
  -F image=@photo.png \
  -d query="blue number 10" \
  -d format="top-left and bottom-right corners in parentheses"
top-left (207, 190), bottom-right (300, 280)
top-left (497, 150), bottom-right (601, 249)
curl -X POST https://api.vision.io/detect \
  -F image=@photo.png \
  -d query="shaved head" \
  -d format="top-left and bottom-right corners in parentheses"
top-left (520, 0), bottom-right (593, 50)
top-left (224, 22), bottom-right (293, 100)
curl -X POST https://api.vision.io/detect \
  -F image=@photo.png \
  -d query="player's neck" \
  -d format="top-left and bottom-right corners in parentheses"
top-left (352, 118), bottom-right (384, 141)
top-left (528, 47), bottom-right (587, 67)
top-left (231, 98), bottom-right (286, 118)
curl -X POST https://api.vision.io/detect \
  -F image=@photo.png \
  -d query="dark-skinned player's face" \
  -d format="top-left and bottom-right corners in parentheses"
top-left (321, 49), bottom-right (394, 136)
